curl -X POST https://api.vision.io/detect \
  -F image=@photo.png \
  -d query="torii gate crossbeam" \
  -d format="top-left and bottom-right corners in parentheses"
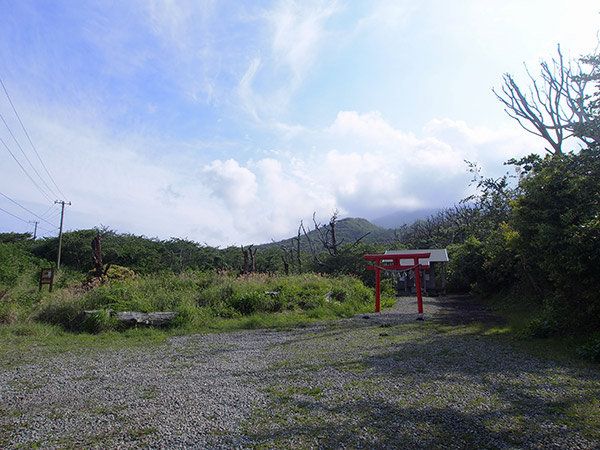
top-left (364, 252), bottom-right (431, 315)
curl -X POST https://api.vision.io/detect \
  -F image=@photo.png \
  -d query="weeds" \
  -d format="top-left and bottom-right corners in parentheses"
top-left (0, 270), bottom-right (380, 345)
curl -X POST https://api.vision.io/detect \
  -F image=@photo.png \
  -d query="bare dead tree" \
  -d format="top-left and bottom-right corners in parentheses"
top-left (91, 231), bottom-right (104, 277)
top-left (281, 254), bottom-right (290, 275)
top-left (346, 230), bottom-right (371, 250)
top-left (294, 224), bottom-right (302, 270)
top-left (312, 210), bottom-right (343, 256)
top-left (251, 246), bottom-right (257, 272)
top-left (301, 219), bottom-right (329, 268)
top-left (241, 245), bottom-right (251, 274)
top-left (278, 241), bottom-right (293, 272)
top-left (277, 223), bottom-right (304, 275)
top-left (493, 45), bottom-right (592, 155)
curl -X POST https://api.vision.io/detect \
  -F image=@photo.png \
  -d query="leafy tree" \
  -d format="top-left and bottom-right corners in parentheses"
top-left (510, 147), bottom-right (600, 331)
top-left (32, 229), bottom-right (97, 270)
top-left (0, 232), bottom-right (33, 244)
top-left (573, 52), bottom-right (600, 145)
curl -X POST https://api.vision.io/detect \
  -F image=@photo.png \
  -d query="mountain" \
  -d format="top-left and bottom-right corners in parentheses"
top-left (371, 208), bottom-right (439, 229)
top-left (260, 217), bottom-right (396, 251)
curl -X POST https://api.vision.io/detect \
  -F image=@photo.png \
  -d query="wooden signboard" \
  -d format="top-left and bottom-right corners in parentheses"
top-left (39, 268), bottom-right (55, 292)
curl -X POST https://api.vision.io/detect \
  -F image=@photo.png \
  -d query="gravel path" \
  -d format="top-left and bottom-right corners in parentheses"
top-left (1, 297), bottom-right (599, 449)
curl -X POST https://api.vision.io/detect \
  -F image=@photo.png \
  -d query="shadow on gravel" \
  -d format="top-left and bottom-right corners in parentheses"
top-left (277, 295), bottom-right (503, 349)
top-left (246, 389), bottom-right (600, 449)
top-left (246, 296), bottom-right (600, 449)
top-left (433, 295), bottom-right (505, 326)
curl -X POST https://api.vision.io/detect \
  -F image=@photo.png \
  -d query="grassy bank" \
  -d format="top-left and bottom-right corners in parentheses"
top-left (475, 291), bottom-right (600, 364)
top-left (1, 269), bottom-right (397, 355)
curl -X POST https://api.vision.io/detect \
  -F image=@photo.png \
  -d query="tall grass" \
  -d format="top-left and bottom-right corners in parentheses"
top-left (25, 270), bottom-right (376, 334)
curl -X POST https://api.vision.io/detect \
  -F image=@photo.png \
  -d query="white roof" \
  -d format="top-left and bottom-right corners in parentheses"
top-left (385, 249), bottom-right (449, 264)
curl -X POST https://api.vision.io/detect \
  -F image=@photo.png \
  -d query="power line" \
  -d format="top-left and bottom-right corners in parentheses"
top-left (0, 205), bottom-right (29, 224)
top-left (0, 110), bottom-right (59, 199)
top-left (39, 203), bottom-right (56, 219)
top-left (0, 205), bottom-right (56, 235)
top-left (0, 135), bottom-right (54, 203)
top-left (0, 76), bottom-right (66, 199)
top-left (0, 191), bottom-right (57, 227)
top-left (44, 210), bottom-right (62, 222)
top-left (35, 223), bottom-right (57, 234)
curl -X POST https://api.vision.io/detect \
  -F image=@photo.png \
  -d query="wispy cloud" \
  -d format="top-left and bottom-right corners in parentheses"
top-left (236, 0), bottom-right (340, 123)
top-left (357, 0), bottom-right (412, 33)
top-left (265, 0), bottom-right (339, 86)
top-left (238, 58), bottom-right (262, 120)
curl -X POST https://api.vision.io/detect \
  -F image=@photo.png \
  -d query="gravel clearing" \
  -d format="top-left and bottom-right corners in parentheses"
top-left (1, 296), bottom-right (599, 449)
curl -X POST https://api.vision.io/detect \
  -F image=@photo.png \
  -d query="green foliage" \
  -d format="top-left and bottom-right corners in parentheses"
top-left (85, 264), bottom-right (136, 284)
top-left (0, 242), bottom-right (40, 288)
top-left (26, 271), bottom-right (374, 333)
top-left (446, 238), bottom-right (484, 293)
top-left (573, 52), bottom-right (600, 145)
top-left (29, 229), bottom-right (234, 274)
top-left (0, 232), bottom-right (32, 243)
top-left (576, 333), bottom-right (600, 362)
top-left (0, 238), bottom-right (52, 326)
top-left (35, 293), bottom-right (84, 331)
top-left (510, 148), bottom-right (600, 332)
top-left (522, 317), bottom-right (559, 339)
top-left (32, 229), bottom-right (96, 270)
top-left (82, 309), bottom-right (120, 334)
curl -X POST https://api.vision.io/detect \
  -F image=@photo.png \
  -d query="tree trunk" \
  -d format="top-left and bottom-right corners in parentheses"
top-left (91, 232), bottom-right (103, 277)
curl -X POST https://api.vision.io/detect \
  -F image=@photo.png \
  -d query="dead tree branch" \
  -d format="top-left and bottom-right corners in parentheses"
top-left (312, 211), bottom-right (344, 256)
top-left (493, 45), bottom-right (590, 154)
top-left (301, 220), bottom-right (330, 268)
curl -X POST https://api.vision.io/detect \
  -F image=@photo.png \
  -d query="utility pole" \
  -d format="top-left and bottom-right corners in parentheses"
top-left (55, 200), bottom-right (71, 269)
top-left (29, 221), bottom-right (38, 239)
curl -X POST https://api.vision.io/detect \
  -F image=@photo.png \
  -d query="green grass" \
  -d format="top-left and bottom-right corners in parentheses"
top-left (3, 268), bottom-right (374, 322)
top-left (0, 322), bottom-right (170, 368)
top-left (0, 270), bottom-right (381, 357)
top-left (475, 292), bottom-right (595, 364)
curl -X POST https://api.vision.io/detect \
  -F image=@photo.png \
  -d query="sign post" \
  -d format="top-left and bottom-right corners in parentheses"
top-left (39, 268), bottom-right (55, 292)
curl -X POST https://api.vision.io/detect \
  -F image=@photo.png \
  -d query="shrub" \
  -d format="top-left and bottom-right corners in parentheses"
top-left (81, 309), bottom-right (119, 333)
top-left (522, 316), bottom-right (559, 339)
top-left (576, 334), bottom-right (600, 362)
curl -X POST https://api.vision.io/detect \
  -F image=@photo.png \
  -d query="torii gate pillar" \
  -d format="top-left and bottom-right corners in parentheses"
top-left (364, 253), bottom-right (431, 315)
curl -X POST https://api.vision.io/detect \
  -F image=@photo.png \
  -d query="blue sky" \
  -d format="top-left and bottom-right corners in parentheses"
top-left (1, 0), bottom-right (599, 246)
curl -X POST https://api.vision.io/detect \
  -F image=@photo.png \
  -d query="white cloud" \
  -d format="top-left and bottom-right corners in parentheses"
top-left (313, 110), bottom-right (543, 218)
top-left (1, 102), bottom-right (547, 245)
top-left (201, 159), bottom-right (258, 210)
top-left (326, 110), bottom-right (412, 145)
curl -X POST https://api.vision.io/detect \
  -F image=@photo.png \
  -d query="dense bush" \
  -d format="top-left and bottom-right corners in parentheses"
top-left (510, 149), bottom-right (600, 333)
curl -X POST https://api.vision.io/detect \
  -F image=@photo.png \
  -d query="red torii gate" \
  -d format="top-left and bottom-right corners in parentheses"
top-left (364, 252), bottom-right (431, 315)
